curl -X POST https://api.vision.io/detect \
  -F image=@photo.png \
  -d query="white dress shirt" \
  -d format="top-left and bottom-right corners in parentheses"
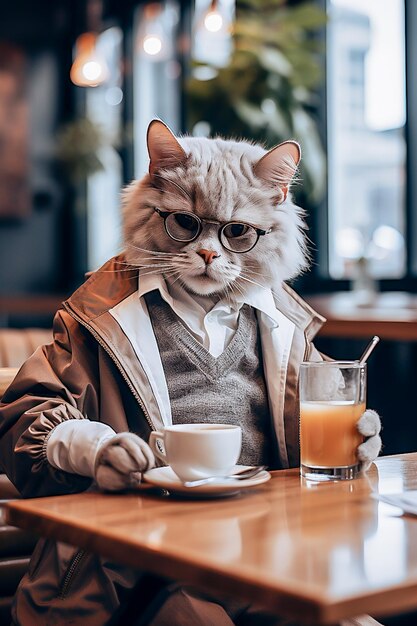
top-left (138, 273), bottom-right (275, 358)
top-left (47, 272), bottom-right (295, 475)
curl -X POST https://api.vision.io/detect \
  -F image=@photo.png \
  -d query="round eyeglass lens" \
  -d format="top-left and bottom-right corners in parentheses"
top-left (165, 212), bottom-right (200, 241)
top-left (220, 223), bottom-right (258, 252)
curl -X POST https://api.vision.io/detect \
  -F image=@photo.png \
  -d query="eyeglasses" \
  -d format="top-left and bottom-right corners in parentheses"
top-left (154, 208), bottom-right (272, 253)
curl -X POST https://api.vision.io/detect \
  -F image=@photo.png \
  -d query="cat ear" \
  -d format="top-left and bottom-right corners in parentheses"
top-left (147, 119), bottom-right (187, 177)
top-left (253, 141), bottom-right (301, 200)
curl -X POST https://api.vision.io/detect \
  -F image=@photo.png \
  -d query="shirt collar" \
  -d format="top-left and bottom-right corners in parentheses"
top-left (137, 272), bottom-right (216, 332)
top-left (138, 272), bottom-right (166, 300)
top-left (137, 272), bottom-right (279, 327)
top-left (233, 285), bottom-right (280, 328)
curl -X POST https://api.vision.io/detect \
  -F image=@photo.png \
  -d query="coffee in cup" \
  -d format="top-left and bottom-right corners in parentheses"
top-left (148, 423), bottom-right (242, 482)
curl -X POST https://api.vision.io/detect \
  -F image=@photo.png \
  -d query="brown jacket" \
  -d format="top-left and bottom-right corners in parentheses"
top-left (0, 255), bottom-right (325, 625)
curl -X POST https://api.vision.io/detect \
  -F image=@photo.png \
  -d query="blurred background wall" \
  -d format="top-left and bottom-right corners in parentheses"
top-left (0, 2), bottom-right (77, 296)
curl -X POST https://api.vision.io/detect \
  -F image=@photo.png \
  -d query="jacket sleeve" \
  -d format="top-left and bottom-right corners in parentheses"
top-left (0, 309), bottom-right (101, 497)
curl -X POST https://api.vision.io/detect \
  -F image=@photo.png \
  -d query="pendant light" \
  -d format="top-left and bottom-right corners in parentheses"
top-left (204, 0), bottom-right (224, 33)
top-left (138, 3), bottom-right (171, 61)
top-left (193, 0), bottom-right (234, 68)
top-left (70, 0), bottom-right (109, 87)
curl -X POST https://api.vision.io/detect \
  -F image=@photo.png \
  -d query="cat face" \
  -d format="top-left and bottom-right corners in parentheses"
top-left (123, 120), bottom-right (308, 297)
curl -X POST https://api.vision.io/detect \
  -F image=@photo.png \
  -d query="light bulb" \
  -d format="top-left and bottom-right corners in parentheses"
top-left (193, 0), bottom-right (233, 67)
top-left (204, 9), bottom-right (223, 32)
top-left (372, 225), bottom-right (404, 252)
top-left (138, 3), bottom-right (172, 61)
top-left (143, 34), bottom-right (163, 56)
top-left (70, 32), bottom-right (109, 87)
top-left (82, 61), bottom-right (103, 81)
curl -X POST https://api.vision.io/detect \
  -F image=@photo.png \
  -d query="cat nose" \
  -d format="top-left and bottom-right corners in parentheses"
top-left (197, 249), bottom-right (220, 265)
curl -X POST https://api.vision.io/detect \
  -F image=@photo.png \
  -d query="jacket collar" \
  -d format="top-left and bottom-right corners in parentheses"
top-left (65, 255), bottom-right (326, 338)
top-left (273, 282), bottom-right (326, 341)
top-left (65, 256), bottom-right (139, 321)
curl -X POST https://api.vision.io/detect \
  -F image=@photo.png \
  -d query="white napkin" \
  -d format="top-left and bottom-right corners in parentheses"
top-left (373, 490), bottom-right (417, 515)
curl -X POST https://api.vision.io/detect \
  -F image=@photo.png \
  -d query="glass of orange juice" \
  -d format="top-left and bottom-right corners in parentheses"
top-left (299, 361), bottom-right (366, 481)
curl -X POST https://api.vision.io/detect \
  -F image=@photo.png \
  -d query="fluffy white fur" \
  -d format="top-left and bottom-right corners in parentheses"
top-left (123, 121), bottom-right (309, 298)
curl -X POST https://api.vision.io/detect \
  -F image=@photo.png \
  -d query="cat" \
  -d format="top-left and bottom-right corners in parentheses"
top-left (122, 119), bottom-right (309, 299)
top-left (0, 119), bottom-right (382, 626)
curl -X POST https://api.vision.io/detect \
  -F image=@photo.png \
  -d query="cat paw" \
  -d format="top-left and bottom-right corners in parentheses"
top-left (94, 433), bottom-right (155, 492)
top-left (357, 434), bottom-right (382, 471)
top-left (357, 409), bottom-right (381, 437)
top-left (357, 410), bottom-right (382, 472)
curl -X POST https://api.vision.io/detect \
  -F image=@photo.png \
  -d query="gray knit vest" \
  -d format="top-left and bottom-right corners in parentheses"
top-left (145, 291), bottom-right (273, 466)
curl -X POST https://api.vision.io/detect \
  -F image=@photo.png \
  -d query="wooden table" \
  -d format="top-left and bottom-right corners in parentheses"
top-left (6, 454), bottom-right (417, 625)
top-left (306, 292), bottom-right (417, 340)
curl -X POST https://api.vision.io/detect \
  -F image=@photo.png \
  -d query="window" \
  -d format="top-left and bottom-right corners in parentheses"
top-left (86, 27), bottom-right (124, 270)
top-left (326, 0), bottom-right (407, 280)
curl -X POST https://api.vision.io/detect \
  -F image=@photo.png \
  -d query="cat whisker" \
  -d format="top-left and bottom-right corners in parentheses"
top-left (112, 260), bottom-right (138, 267)
top-left (219, 278), bottom-right (236, 299)
top-left (227, 261), bottom-right (269, 280)
top-left (167, 259), bottom-right (190, 271)
top-left (90, 270), bottom-right (140, 282)
top-left (135, 256), bottom-right (182, 263)
top-left (237, 275), bottom-right (281, 301)
top-left (136, 264), bottom-right (173, 270)
top-left (240, 271), bottom-right (269, 286)
top-left (167, 268), bottom-right (190, 286)
top-left (237, 274), bottom-right (270, 292)
top-left (162, 266), bottom-right (182, 275)
top-left (241, 264), bottom-right (271, 276)
top-left (140, 268), bottom-right (179, 277)
top-left (167, 270), bottom-right (184, 282)
top-left (231, 283), bottom-right (246, 300)
top-left (240, 267), bottom-right (272, 280)
top-left (136, 263), bottom-right (177, 269)
top-left (141, 263), bottom-right (182, 275)
top-left (138, 269), bottom-right (175, 277)
top-left (170, 274), bottom-right (186, 289)
top-left (93, 268), bottom-right (140, 273)
top-left (125, 242), bottom-right (180, 257)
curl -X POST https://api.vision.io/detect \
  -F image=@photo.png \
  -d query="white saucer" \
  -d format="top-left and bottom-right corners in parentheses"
top-left (143, 465), bottom-right (271, 497)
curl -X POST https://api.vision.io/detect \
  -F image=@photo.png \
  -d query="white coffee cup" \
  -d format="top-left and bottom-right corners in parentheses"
top-left (148, 423), bottom-right (242, 482)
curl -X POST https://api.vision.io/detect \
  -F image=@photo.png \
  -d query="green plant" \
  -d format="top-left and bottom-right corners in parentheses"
top-left (187, 0), bottom-right (327, 201)
top-left (56, 118), bottom-right (107, 183)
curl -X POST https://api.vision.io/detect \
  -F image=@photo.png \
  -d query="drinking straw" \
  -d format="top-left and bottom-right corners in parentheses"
top-left (359, 336), bottom-right (380, 364)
